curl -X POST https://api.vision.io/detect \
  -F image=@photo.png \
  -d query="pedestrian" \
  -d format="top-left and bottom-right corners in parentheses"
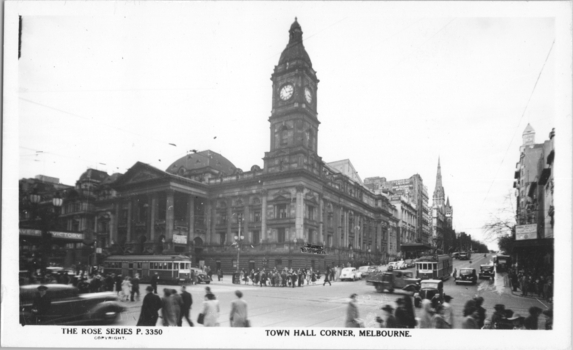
top-left (323, 268), bottom-right (331, 286)
top-left (179, 286), bottom-right (194, 327)
top-left (217, 268), bottom-right (223, 282)
top-left (121, 276), bottom-right (132, 301)
top-left (473, 296), bottom-right (486, 328)
top-left (115, 274), bottom-right (123, 296)
top-left (190, 269), bottom-right (196, 285)
top-left (105, 274), bottom-right (114, 291)
top-left (402, 295), bottom-right (417, 328)
top-left (131, 274), bottom-right (140, 302)
top-left (378, 305), bottom-right (399, 328)
top-left (524, 306), bottom-right (542, 330)
top-left (31, 285), bottom-right (51, 324)
top-left (482, 319), bottom-right (492, 329)
top-left (170, 289), bottom-right (183, 326)
top-left (491, 304), bottom-right (506, 329)
top-left (542, 307), bottom-right (553, 330)
top-left (290, 270), bottom-right (297, 288)
top-left (419, 299), bottom-right (434, 329)
top-left (345, 294), bottom-right (361, 328)
top-left (160, 289), bottom-right (178, 326)
top-left (297, 269), bottom-right (303, 287)
top-left (137, 286), bottom-right (161, 326)
top-left (442, 295), bottom-right (454, 328)
top-left (202, 293), bottom-right (220, 327)
top-left (230, 290), bottom-right (249, 327)
top-left (150, 272), bottom-right (159, 294)
top-left (394, 298), bottom-right (409, 328)
top-left (508, 313), bottom-right (525, 330)
top-left (432, 304), bottom-right (451, 329)
top-left (205, 286), bottom-right (216, 299)
top-left (461, 300), bottom-right (479, 329)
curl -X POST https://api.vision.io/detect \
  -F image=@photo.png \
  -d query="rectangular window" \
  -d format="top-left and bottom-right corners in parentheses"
top-left (232, 259), bottom-right (237, 269)
top-left (174, 263), bottom-right (179, 270)
top-left (277, 228), bottom-right (286, 243)
top-left (167, 263), bottom-right (173, 270)
top-left (253, 210), bottom-right (261, 222)
top-left (276, 204), bottom-right (287, 219)
top-left (307, 206), bottom-right (315, 221)
top-left (219, 233), bottom-right (226, 245)
top-left (252, 230), bottom-right (260, 245)
top-left (275, 259), bottom-right (282, 267)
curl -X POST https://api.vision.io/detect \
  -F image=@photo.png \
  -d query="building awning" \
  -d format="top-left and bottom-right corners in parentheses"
top-left (513, 238), bottom-right (554, 248)
top-left (539, 167), bottom-right (551, 186)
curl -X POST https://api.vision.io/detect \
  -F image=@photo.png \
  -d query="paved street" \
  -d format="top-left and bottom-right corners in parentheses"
top-left (114, 255), bottom-right (551, 328)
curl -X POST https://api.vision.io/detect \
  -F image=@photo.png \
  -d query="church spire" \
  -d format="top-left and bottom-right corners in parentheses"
top-left (433, 157), bottom-right (445, 208)
top-left (435, 156), bottom-right (442, 189)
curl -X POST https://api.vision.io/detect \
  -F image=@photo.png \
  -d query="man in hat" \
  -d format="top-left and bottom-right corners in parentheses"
top-left (32, 285), bottom-right (51, 324)
top-left (375, 305), bottom-right (398, 328)
top-left (473, 296), bottom-right (486, 328)
top-left (394, 298), bottom-right (409, 328)
top-left (524, 306), bottom-right (542, 330)
top-left (507, 313), bottom-right (525, 330)
top-left (442, 295), bottom-right (454, 328)
top-left (137, 286), bottom-right (161, 326)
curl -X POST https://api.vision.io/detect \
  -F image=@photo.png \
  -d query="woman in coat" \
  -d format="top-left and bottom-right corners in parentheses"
top-left (419, 299), bottom-right (434, 328)
top-left (160, 289), bottom-right (178, 326)
top-left (230, 290), bottom-right (248, 327)
top-left (432, 305), bottom-right (451, 329)
top-left (121, 277), bottom-right (132, 301)
top-left (202, 293), bottom-right (220, 327)
top-left (461, 301), bottom-right (479, 329)
top-left (345, 294), bottom-right (361, 327)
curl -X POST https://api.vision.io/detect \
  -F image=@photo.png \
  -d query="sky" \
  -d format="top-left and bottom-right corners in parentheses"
top-left (16, 2), bottom-right (561, 249)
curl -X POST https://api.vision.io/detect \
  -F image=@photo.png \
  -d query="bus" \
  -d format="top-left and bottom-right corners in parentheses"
top-left (414, 255), bottom-right (453, 281)
top-left (493, 254), bottom-right (511, 273)
top-left (103, 255), bottom-right (194, 285)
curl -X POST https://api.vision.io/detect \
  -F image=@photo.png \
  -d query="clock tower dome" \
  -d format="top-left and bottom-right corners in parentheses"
top-left (264, 18), bottom-right (321, 173)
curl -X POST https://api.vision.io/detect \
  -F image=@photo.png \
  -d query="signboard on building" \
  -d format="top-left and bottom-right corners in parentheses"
top-left (173, 234), bottom-right (188, 245)
top-left (50, 231), bottom-right (84, 240)
top-left (516, 224), bottom-right (537, 240)
top-left (19, 229), bottom-right (84, 240)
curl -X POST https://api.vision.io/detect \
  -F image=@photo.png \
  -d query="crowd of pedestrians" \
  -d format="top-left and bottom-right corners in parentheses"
top-left (345, 293), bottom-right (552, 330)
top-left (508, 267), bottom-right (553, 302)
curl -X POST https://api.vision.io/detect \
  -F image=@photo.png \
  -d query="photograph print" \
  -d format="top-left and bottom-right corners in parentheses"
top-left (2, 1), bottom-right (571, 349)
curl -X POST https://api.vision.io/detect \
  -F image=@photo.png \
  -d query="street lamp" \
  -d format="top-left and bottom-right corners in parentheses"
top-left (233, 217), bottom-right (245, 279)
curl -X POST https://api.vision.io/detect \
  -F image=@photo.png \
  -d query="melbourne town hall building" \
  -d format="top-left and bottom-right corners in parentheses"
top-left (20, 19), bottom-right (435, 273)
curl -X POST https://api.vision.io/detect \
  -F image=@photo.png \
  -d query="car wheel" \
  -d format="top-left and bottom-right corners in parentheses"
top-left (375, 285), bottom-right (383, 293)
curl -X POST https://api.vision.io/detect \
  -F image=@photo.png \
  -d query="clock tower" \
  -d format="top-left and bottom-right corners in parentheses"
top-left (264, 18), bottom-right (321, 173)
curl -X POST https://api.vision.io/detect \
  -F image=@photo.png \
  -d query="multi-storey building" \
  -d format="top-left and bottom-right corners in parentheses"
top-left (513, 124), bottom-right (554, 271)
top-left (19, 19), bottom-right (402, 272)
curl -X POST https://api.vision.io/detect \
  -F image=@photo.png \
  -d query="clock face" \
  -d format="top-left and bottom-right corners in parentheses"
top-left (279, 84), bottom-right (294, 101)
top-left (305, 87), bottom-right (313, 104)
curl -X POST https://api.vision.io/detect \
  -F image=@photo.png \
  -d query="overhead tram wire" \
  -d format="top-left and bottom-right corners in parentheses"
top-left (472, 39), bottom-right (555, 220)
top-left (19, 97), bottom-right (179, 149)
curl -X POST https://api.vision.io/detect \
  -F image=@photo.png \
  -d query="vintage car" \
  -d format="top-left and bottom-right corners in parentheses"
top-left (178, 267), bottom-right (212, 284)
top-left (360, 266), bottom-right (383, 280)
top-left (20, 284), bottom-right (125, 326)
top-left (478, 265), bottom-right (495, 280)
top-left (340, 267), bottom-right (360, 281)
top-left (414, 279), bottom-right (445, 307)
top-left (455, 268), bottom-right (478, 285)
top-left (367, 270), bottom-right (421, 294)
top-left (356, 266), bottom-right (372, 279)
top-left (452, 252), bottom-right (460, 259)
top-left (458, 252), bottom-right (470, 260)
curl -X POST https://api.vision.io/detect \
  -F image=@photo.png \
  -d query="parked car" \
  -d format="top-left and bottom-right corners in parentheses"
top-left (339, 267), bottom-right (360, 281)
top-left (458, 252), bottom-right (469, 260)
top-left (455, 268), bottom-right (478, 285)
top-left (367, 270), bottom-right (420, 294)
top-left (20, 284), bottom-right (125, 325)
top-left (178, 267), bottom-right (211, 284)
top-left (356, 266), bottom-right (372, 279)
top-left (360, 266), bottom-right (383, 279)
top-left (388, 262), bottom-right (400, 270)
top-left (452, 252), bottom-right (460, 259)
top-left (478, 265), bottom-right (495, 280)
top-left (414, 279), bottom-right (445, 307)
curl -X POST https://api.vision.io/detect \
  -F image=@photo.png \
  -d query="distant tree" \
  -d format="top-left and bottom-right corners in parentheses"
top-left (482, 192), bottom-right (516, 243)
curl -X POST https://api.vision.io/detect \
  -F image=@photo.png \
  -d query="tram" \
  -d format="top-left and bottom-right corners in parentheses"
top-left (493, 254), bottom-right (511, 273)
top-left (414, 254), bottom-right (453, 281)
top-left (103, 255), bottom-right (193, 284)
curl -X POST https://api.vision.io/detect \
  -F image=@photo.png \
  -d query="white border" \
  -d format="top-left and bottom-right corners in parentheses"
top-left (2, 1), bottom-right (572, 349)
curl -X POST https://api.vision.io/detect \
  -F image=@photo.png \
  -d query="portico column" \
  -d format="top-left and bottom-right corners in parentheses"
top-left (261, 190), bottom-right (268, 242)
top-left (188, 195), bottom-right (195, 242)
top-left (113, 203), bottom-right (119, 244)
top-left (226, 201), bottom-right (232, 244)
top-left (109, 212), bottom-right (115, 246)
top-left (319, 198), bottom-right (324, 245)
top-left (150, 193), bottom-right (157, 241)
top-left (127, 198), bottom-right (133, 242)
top-left (295, 186), bottom-right (304, 240)
top-left (166, 190), bottom-right (174, 241)
top-left (243, 198), bottom-right (249, 241)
